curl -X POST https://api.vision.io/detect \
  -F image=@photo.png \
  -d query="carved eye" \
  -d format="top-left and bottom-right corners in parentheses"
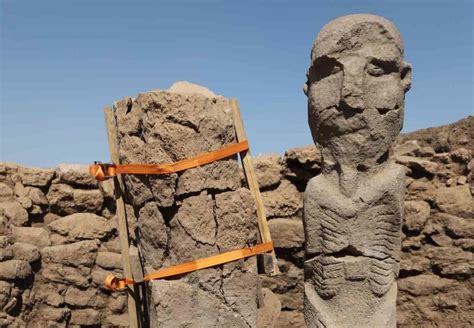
top-left (366, 63), bottom-right (385, 77)
top-left (310, 57), bottom-right (343, 82)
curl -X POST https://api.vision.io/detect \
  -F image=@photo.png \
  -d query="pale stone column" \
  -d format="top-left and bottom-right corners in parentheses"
top-left (113, 82), bottom-right (259, 327)
top-left (303, 14), bottom-right (412, 327)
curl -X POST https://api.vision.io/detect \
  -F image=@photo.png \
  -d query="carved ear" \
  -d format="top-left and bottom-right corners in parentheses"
top-left (401, 62), bottom-right (412, 92)
top-left (303, 69), bottom-right (310, 96)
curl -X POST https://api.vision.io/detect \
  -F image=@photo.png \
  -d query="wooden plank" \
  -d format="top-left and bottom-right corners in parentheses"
top-left (229, 99), bottom-right (280, 276)
top-left (104, 107), bottom-right (141, 328)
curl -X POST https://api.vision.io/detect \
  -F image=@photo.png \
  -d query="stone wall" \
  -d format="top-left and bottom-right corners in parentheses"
top-left (0, 164), bottom-right (127, 327)
top-left (0, 116), bottom-right (472, 327)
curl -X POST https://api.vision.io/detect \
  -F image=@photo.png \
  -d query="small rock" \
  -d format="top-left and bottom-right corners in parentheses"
top-left (435, 185), bottom-right (473, 218)
top-left (42, 264), bottom-right (90, 288)
top-left (257, 288), bottom-right (281, 328)
top-left (0, 183), bottom-right (13, 201)
top-left (48, 213), bottom-right (113, 241)
top-left (398, 273), bottom-right (453, 297)
top-left (41, 240), bottom-right (99, 267)
top-left (11, 242), bottom-right (41, 262)
top-left (56, 164), bottom-right (98, 187)
top-left (404, 200), bottom-right (431, 232)
top-left (0, 260), bottom-right (32, 280)
top-left (261, 180), bottom-right (302, 218)
top-left (19, 167), bottom-right (55, 187)
top-left (269, 218), bottom-right (304, 248)
top-left (396, 155), bottom-right (438, 175)
top-left (64, 287), bottom-right (105, 308)
top-left (70, 309), bottom-right (101, 326)
top-left (0, 201), bottom-right (29, 226)
top-left (11, 226), bottom-right (51, 248)
top-left (394, 140), bottom-right (421, 157)
top-left (96, 252), bottom-right (122, 270)
top-left (252, 154), bottom-right (282, 189)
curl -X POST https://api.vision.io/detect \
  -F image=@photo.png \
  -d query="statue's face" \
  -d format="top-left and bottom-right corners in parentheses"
top-left (307, 28), bottom-right (412, 168)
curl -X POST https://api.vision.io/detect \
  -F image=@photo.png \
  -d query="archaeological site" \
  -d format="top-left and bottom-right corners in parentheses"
top-left (0, 13), bottom-right (473, 328)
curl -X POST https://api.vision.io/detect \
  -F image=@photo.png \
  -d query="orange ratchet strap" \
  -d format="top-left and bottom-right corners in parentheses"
top-left (90, 140), bottom-right (249, 181)
top-left (105, 241), bottom-right (273, 291)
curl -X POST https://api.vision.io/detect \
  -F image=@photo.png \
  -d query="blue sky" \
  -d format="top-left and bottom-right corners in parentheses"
top-left (1, 0), bottom-right (473, 167)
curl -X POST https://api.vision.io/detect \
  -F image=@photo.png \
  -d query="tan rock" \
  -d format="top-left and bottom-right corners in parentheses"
top-left (396, 155), bottom-right (439, 175)
top-left (96, 252), bottom-right (122, 270)
top-left (269, 218), bottom-right (304, 248)
top-left (64, 287), bottom-right (105, 308)
top-left (48, 213), bottom-right (113, 241)
top-left (0, 260), bottom-right (32, 280)
top-left (11, 226), bottom-right (51, 248)
top-left (11, 242), bottom-right (40, 262)
top-left (274, 311), bottom-right (305, 328)
top-left (41, 240), bottom-right (99, 267)
top-left (404, 200), bottom-right (431, 232)
top-left (19, 167), bottom-right (55, 187)
top-left (435, 185), bottom-right (473, 218)
top-left (0, 201), bottom-right (28, 226)
top-left (0, 183), bottom-right (13, 201)
top-left (398, 274), bottom-right (453, 297)
top-left (257, 288), bottom-right (281, 328)
top-left (70, 309), bottom-right (100, 326)
top-left (253, 154), bottom-right (281, 189)
top-left (42, 264), bottom-right (90, 288)
top-left (47, 184), bottom-right (104, 215)
top-left (262, 180), bottom-right (302, 218)
top-left (56, 164), bottom-right (98, 187)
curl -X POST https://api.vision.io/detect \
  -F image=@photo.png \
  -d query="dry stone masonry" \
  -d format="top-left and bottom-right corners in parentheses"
top-left (302, 14), bottom-right (413, 327)
top-left (113, 82), bottom-right (260, 327)
top-left (0, 114), bottom-right (471, 326)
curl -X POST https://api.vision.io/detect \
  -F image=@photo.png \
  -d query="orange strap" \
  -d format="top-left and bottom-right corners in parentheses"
top-left (90, 140), bottom-right (249, 181)
top-left (105, 241), bottom-right (273, 291)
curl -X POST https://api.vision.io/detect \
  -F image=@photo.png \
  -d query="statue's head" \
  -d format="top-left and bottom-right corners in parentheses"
top-left (305, 14), bottom-right (412, 170)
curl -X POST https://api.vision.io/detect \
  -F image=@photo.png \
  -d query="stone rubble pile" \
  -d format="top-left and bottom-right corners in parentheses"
top-left (0, 116), bottom-right (472, 327)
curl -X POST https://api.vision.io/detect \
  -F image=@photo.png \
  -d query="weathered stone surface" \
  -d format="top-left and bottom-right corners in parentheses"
top-left (269, 218), bottom-right (304, 249)
top-left (115, 86), bottom-right (259, 327)
top-left (303, 14), bottom-right (410, 328)
top-left (257, 288), bottom-right (282, 328)
top-left (96, 251), bottom-right (122, 270)
top-left (215, 188), bottom-right (257, 252)
top-left (275, 311), bottom-right (305, 328)
top-left (11, 242), bottom-right (40, 262)
top-left (64, 286), bottom-right (105, 308)
top-left (0, 201), bottom-right (29, 226)
top-left (253, 154), bottom-right (282, 189)
top-left (11, 226), bottom-right (51, 248)
top-left (19, 167), bottom-right (55, 187)
top-left (398, 274), bottom-right (453, 297)
top-left (48, 213), bottom-right (113, 241)
top-left (0, 260), bottom-right (32, 280)
top-left (42, 263), bottom-right (90, 288)
top-left (41, 240), bottom-right (99, 267)
top-left (404, 200), bottom-right (431, 232)
top-left (394, 140), bottom-right (421, 157)
top-left (282, 146), bottom-right (321, 184)
top-left (56, 163), bottom-right (98, 187)
top-left (47, 184), bottom-right (103, 215)
top-left (0, 183), bottom-right (13, 200)
top-left (262, 180), bottom-right (302, 218)
top-left (435, 185), bottom-right (473, 218)
top-left (396, 155), bottom-right (439, 176)
top-left (33, 284), bottom-right (64, 307)
top-left (70, 309), bottom-right (100, 326)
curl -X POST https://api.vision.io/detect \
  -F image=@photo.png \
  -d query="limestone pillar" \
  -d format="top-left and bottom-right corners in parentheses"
top-left (303, 14), bottom-right (412, 327)
top-left (113, 82), bottom-right (259, 327)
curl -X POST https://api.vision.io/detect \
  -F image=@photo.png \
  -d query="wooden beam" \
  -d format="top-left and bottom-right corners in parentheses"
top-left (229, 99), bottom-right (280, 276)
top-left (104, 107), bottom-right (141, 328)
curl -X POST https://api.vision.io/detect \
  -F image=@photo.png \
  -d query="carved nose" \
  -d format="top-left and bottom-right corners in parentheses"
top-left (340, 73), bottom-right (364, 112)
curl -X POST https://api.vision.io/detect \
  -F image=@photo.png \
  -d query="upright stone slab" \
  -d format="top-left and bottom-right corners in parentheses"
top-left (303, 14), bottom-right (412, 327)
top-left (113, 83), bottom-right (259, 327)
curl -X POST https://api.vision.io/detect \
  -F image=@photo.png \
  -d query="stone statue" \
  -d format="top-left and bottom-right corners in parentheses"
top-left (303, 14), bottom-right (412, 327)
